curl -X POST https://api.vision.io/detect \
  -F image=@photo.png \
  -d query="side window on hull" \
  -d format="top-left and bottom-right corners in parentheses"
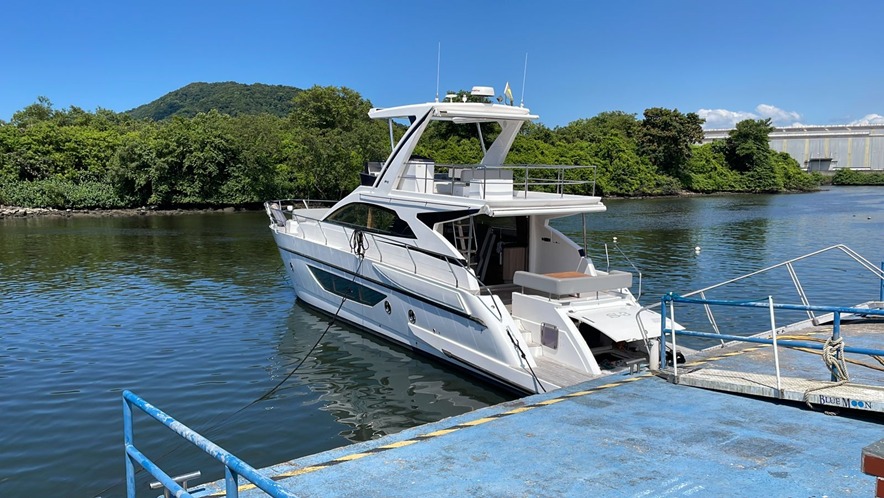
top-left (325, 202), bottom-right (416, 238)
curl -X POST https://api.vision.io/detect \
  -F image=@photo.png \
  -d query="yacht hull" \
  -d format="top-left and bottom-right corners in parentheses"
top-left (273, 233), bottom-right (546, 394)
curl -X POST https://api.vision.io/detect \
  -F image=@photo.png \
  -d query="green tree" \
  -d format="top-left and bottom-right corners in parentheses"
top-left (519, 122), bottom-right (555, 143)
top-left (290, 86), bottom-right (372, 132)
top-left (108, 125), bottom-right (160, 205)
top-left (11, 96), bottom-right (55, 128)
top-left (724, 118), bottom-right (775, 173)
top-left (774, 151), bottom-right (820, 190)
top-left (638, 108), bottom-right (704, 179)
top-left (225, 114), bottom-right (286, 202)
top-left (556, 111), bottom-right (639, 144)
top-left (592, 134), bottom-right (674, 196)
top-left (723, 118), bottom-right (782, 192)
top-left (281, 86), bottom-right (388, 199)
top-left (683, 142), bottom-right (742, 192)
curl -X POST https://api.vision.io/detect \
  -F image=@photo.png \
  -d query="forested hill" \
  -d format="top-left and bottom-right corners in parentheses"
top-left (126, 82), bottom-right (302, 120)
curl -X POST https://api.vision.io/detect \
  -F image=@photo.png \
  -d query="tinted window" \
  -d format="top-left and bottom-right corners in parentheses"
top-left (325, 203), bottom-right (415, 238)
top-left (308, 266), bottom-right (386, 306)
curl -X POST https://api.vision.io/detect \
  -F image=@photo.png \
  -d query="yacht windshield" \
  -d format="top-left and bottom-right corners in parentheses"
top-left (325, 202), bottom-right (416, 238)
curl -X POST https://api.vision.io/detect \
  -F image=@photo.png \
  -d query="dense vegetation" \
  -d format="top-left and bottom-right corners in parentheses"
top-left (832, 168), bottom-right (884, 185)
top-left (0, 85), bottom-right (821, 209)
top-left (127, 82), bottom-right (302, 121)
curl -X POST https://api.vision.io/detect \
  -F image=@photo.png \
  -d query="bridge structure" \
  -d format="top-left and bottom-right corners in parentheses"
top-left (703, 124), bottom-right (884, 172)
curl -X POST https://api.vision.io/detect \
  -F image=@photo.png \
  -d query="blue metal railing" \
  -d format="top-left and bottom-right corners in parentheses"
top-left (123, 390), bottom-right (296, 498)
top-left (659, 294), bottom-right (884, 382)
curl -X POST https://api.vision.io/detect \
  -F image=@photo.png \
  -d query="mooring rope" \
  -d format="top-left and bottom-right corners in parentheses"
top-left (822, 336), bottom-right (849, 381)
top-left (504, 326), bottom-right (545, 394)
top-left (803, 336), bottom-right (849, 412)
top-left (779, 334), bottom-right (884, 373)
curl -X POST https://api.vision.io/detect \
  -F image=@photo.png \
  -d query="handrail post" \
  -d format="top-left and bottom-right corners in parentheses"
top-left (372, 233), bottom-right (383, 263)
top-left (785, 261), bottom-right (816, 324)
top-left (670, 298), bottom-right (678, 377)
top-left (523, 166), bottom-right (528, 197)
top-left (123, 397), bottom-right (136, 498)
top-left (832, 311), bottom-right (842, 382)
top-left (660, 293), bottom-right (675, 370)
top-left (700, 291), bottom-right (724, 347)
top-left (880, 261), bottom-right (883, 301)
top-left (443, 257), bottom-right (459, 289)
top-left (225, 466), bottom-right (239, 498)
top-left (405, 246), bottom-right (417, 274)
top-left (768, 296), bottom-right (782, 397)
top-left (659, 295), bottom-right (668, 370)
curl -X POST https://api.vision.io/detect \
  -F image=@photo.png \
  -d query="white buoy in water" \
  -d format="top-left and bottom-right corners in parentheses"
top-left (694, 246), bottom-right (701, 254)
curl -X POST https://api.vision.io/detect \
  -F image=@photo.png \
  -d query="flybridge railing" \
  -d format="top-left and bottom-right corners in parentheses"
top-left (390, 163), bottom-right (598, 199)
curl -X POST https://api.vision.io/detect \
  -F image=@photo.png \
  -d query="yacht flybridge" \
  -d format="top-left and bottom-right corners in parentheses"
top-left (265, 86), bottom-right (670, 393)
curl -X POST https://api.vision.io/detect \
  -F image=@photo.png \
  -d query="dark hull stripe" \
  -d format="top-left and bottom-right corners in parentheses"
top-left (279, 245), bottom-right (487, 326)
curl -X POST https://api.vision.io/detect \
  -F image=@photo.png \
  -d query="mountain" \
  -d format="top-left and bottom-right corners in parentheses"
top-left (126, 82), bottom-right (302, 120)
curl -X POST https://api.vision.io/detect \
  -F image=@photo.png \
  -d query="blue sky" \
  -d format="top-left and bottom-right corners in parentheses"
top-left (2, 0), bottom-right (882, 129)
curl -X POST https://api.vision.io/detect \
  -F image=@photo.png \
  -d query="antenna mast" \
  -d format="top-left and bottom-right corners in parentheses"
top-left (435, 43), bottom-right (441, 102)
top-left (520, 52), bottom-right (528, 108)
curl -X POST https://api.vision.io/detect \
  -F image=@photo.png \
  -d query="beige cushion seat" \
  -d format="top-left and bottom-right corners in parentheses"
top-left (513, 270), bottom-right (633, 295)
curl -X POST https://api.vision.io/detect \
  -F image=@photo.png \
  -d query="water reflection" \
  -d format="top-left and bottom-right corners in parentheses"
top-left (273, 303), bottom-right (509, 442)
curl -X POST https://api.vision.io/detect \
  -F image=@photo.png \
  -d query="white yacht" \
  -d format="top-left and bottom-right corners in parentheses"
top-left (265, 86), bottom-right (669, 394)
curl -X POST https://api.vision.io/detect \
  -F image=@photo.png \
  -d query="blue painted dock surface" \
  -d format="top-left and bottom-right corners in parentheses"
top-left (194, 365), bottom-right (882, 497)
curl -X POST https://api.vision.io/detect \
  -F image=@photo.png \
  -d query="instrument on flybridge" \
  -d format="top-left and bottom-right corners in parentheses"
top-left (444, 86), bottom-right (496, 103)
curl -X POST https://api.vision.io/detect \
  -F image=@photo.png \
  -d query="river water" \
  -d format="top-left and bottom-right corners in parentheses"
top-left (1, 186), bottom-right (882, 497)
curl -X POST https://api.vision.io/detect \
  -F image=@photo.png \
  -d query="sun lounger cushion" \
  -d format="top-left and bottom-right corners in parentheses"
top-left (513, 270), bottom-right (632, 295)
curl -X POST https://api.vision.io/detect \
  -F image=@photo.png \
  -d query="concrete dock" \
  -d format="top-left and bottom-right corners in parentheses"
top-left (192, 338), bottom-right (883, 497)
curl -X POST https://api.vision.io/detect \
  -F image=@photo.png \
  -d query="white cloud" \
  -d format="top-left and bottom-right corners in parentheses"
top-left (848, 113), bottom-right (884, 125)
top-left (697, 108), bottom-right (757, 129)
top-left (699, 106), bottom-right (884, 129)
top-left (698, 104), bottom-right (802, 129)
top-left (755, 104), bottom-right (801, 125)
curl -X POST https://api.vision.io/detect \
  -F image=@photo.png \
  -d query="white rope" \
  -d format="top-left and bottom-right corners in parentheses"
top-left (804, 336), bottom-right (850, 412)
top-left (822, 336), bottom-right (849, 381)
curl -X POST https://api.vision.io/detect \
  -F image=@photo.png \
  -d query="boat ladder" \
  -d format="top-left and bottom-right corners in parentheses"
top-left (453, 218), bottom-right (477, 269)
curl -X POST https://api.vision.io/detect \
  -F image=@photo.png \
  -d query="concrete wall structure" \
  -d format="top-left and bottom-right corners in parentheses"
top-left (703, 124), bottom-right (884, 171)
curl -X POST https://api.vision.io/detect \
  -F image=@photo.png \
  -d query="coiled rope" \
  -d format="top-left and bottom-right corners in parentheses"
top-left (803, 336), bottom-right (849, 411)
top-left (350, 229), bottom-right (369, 258)
top-left (822, 336), bottom-right (849, 382)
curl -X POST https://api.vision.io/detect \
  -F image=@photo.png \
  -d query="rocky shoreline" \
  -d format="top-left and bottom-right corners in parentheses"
top-left (0, 205), bottom-right (245, 219)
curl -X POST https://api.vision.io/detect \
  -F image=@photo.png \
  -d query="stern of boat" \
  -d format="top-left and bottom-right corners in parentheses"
top-left (509, 266), bottom-right (672, 379)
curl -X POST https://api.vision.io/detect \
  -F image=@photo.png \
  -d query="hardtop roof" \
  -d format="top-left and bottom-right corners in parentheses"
top-left (368, 102), bottom-right (538, 122)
